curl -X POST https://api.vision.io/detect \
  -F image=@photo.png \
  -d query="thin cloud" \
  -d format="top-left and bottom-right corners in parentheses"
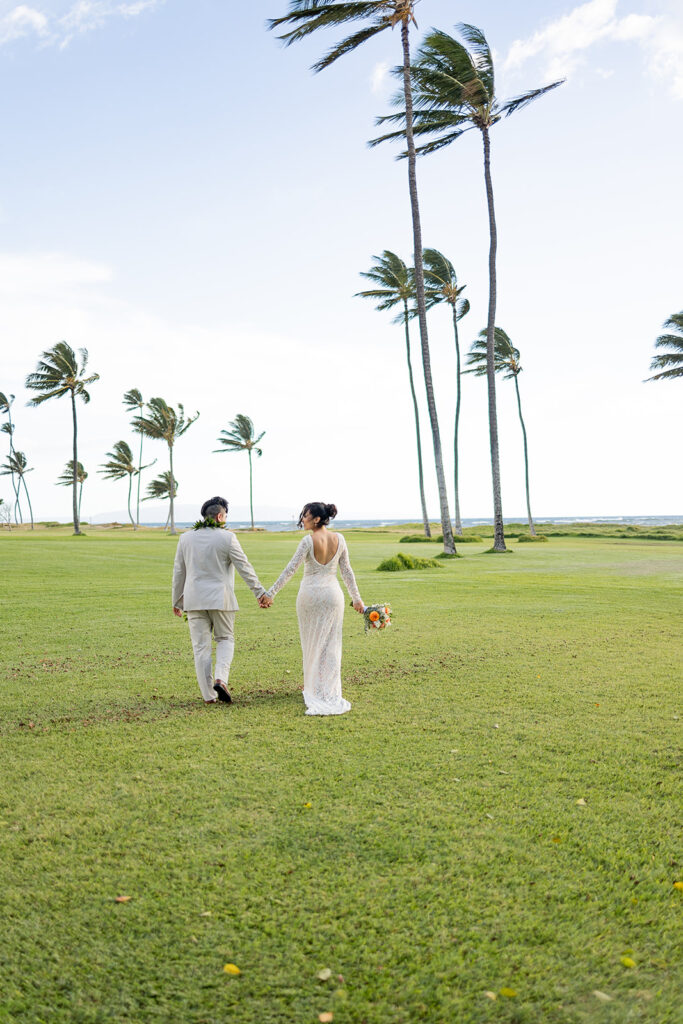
top-left (370, 61), bottom-right (390, 95)
top-left (0, 0), bottom-right (164, 48)
top-left (503, 0), bottom-right (683, 99)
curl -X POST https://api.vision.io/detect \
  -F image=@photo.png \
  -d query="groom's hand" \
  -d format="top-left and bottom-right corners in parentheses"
top-left (259, 594), bottom-right (273, 608)
top-left (173, 607), bottom-right (183, 617)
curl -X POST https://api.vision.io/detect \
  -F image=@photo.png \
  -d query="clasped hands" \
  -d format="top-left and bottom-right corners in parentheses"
top-left (258, 594), bottom-right (273, 609)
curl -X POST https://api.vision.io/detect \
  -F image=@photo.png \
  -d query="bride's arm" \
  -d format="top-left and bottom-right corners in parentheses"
top-left (339, 538), bottom-right (363, 610)
top-left (267, 537), bottom-right (309, 598)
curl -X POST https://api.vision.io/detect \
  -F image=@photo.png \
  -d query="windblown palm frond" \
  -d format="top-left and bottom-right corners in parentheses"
top-left (0, 451), bottom-right (32, 478)
top-left (214, 414), bottom-right (265, 456)
top-left (134, 397), bottom-right (199, 444)
top-left (646, 311), bottom-right (683, 381)
top-left (25, 342), bottom-right (99, 405)
top-left (123, 388), bottom-right (144, 413)
top-left (57, 461), bottom-right (88, 486)
top-left (465, 327), bottom-right (521, 379)
top-left (268, 2), bottom-right (406, 72)
top-left (355, 251), bottom-right (414, 314)
top-left (421, 248), bottom-right (469, 316)
top-left (0, 392), bottom-right (14, 414)
top-left (144, 471), bottom-right (178, 501)
top-left (99, 441), bottom-right (138, 480)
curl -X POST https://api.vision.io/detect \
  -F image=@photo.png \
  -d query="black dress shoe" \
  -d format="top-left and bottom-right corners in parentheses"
top-left (213, 680), bottom-right (232, 704)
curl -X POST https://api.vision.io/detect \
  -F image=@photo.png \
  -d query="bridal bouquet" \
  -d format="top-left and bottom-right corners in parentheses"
top-left (363, 604), bottom-right (392, 633)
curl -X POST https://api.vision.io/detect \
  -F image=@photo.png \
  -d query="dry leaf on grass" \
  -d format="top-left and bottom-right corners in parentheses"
top-left (114, 895), bottom-right (132, 903)
top-left (673, 881), bottom-right (683, 891)
top-left (199, 911), bottom-right (212, 917)
top-left (317, 968), bottom-right (332, 981)
top-left (592, 990), bottom-right (612, 1002)
top-left (500, 987), bottom-right (517, 997)
top-left (303, 802), bottom-right (312, 809)
top-left (620, 956), bottom-right (636, 968)
top-left (318, 1013), bottom-right (334, 1023)
top-left (484, 991), bottom-right (497, 1000)
top-left (223, 963), bottom-right (241, 975)
top-left (576, 798), bottom-right (587, 806)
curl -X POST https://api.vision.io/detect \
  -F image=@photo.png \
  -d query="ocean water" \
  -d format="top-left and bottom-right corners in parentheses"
top-left (141, 516), bottom-right (683, 531)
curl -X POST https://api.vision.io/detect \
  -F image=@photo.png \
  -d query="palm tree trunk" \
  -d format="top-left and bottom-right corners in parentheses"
top-left (136, 427), bottom-right (143, 530)
top-left (482, 127), bottom-right (506, 552)
top-left (78, 480), bottom-right (84, 523)
top-left (451, 304), bottom-right (463, 536)
top-left (402, 301), bottom-right (431, 537)
top-left (127, 473), bottom-right (135, 528)
top-left (22, 476), bottom-right (34, 529)
top-left (71, 390), bottom-right (81, 535)
top-left (6, 409), bottom-right (22, 524)
top-left (248, 450), bottom-right (254, 530)
top-left (400, 18), bottom-right (455, 555)
top-left (165, 506), bottom-right (170, 530)
top-left (513, 374), bottom-right (536, 536)
top-left (169, 444), bottom-right (176, 535)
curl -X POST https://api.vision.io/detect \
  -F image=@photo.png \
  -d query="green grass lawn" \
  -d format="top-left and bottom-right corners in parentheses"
top-left (0, 527), bottom-right (681, 1024)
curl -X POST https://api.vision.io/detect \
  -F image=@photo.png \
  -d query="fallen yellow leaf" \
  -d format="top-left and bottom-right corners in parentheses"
top-left (592, 991), bottom-right (612, 1002)
top-left (317, 968), bottom-right (332, 981)
top-left (199, 911), bottom-right (212, 917)
top-left (114, 895), bottom-right (132, 903)
top-left (576, 798), bottom-right (587, 806)
top-left (303, 802), bottom-right (312, 809)
top-left (620, 956), bottom-right (636, 969)
top-left (484, 991), bottom-right (497, 1000)
top-left (223, 963), bottom-right (241, 975)
top-left (500, 988), bottom-right (517, 997)
top-left (673, 881), bottom-right (683, 891)
top-left (318, 1014), bottom-right (334, 1023)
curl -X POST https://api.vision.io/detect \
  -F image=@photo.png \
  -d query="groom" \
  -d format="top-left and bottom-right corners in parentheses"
top-left (172, 496), bottom-right (272, 704)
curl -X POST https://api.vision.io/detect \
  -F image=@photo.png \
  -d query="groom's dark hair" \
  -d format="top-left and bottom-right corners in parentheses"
top-left (201, 496), bottom-right (229, 519)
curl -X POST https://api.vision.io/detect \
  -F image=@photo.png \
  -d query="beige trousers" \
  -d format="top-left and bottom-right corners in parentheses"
top-left (186, 610), bottom-right (236, 701)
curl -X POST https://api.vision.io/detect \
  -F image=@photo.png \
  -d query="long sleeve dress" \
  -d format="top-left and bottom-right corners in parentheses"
top-left (267, 533), bottom-right (361, 716)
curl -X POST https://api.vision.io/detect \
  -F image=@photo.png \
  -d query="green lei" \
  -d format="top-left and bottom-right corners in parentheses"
top-left (192, 516), bottom-right (225, 531)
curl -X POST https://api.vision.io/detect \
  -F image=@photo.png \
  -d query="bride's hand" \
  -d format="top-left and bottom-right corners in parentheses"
top-left (352, 599), bottom-right (364, 614)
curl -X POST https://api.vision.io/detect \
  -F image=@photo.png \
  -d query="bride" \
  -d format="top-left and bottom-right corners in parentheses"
top-left (265, 502), bottom-right (364, 716)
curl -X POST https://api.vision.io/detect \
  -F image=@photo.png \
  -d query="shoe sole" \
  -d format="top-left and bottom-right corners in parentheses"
top-left (213, 682), bottom-right (232, 704)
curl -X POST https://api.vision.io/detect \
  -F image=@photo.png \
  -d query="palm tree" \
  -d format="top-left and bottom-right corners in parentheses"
top-left (25, 343), bottom-right (99, 535)
top-left (214, 415), bottom-right (264, 530)
top-left (356, 251), bottom-right (431, 537)
top-left (646, 312), bottom-right (683, 381)
top-left (57, 461), bottom-right (88, 524)
top-left (373, 24), bottom-right (562, 550)
top-left (269, 1), bottom-right (456, 554)
top-left (99, 441), bottom-right (147, 528)
top-left (0, 451), bottom-right (34, 529)
top-left (143, 471), bottom-right (178, 530)
top-left (134, 399), bottom-right (198, 536)
top-left (0, 393), bottom-right (22, 523)
top-left (466, 327), bottom-right (537, 536)
top-left (123, 389), bottom-right (147, 527)
top-left (422, 249), bottom-right (469, 535)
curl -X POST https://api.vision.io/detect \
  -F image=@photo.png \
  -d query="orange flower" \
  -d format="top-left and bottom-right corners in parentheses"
top-left (384, 607), bottom-right (390, 615)
top-left (369, 611), bottom-right (380, 621)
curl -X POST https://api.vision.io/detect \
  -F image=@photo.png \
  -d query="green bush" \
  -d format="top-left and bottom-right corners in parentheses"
top-left (377, 552), bottom-right (443, 571)
top-left (400, 535), bottom-right (436, 543)
top-left (518, 534), bottom-right (549, 543)
top-left (454, 534), bottom-right (484, 543)
top-left (435, 552), bottom-right (463, 559)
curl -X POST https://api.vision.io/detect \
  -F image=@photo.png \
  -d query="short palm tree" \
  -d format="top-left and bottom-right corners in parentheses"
top-left (143, 471), bottom-right (179, 530)
top-left (123, 388), bottom-right (147, 527)
top-left (373, 24), bottom-right (562, 550)
top-left (57, 461), bottom-right (88, 523)
top-left (25, 343), bottom-right (99, 535)
top-left (466, 327), bottom-right (537, 537)
top-left (134, 398), bottom-right (199, 536)
top-left (214, 415), bottom-right (265, 530)
top-left (0, 451), bottom-right (34, 529)
top-left (356, 251), bottom-right (431, 538)
top-left (646, 312), bottom-right (683, 381)
top-left (269, 1), bottom-right (456, 554)
top-left (0, 392), bottom-right (21, 523)
top-left (422, 249), bottom-right (469, 535)
top-left (99, 441), bottom-right (146, 528)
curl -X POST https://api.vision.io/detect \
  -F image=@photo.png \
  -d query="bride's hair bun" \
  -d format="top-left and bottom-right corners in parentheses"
top-left (298, 501), bottom-right (338, 528)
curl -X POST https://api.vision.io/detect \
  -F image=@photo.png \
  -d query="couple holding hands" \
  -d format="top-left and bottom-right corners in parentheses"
top-left (172, 496), bottom-right (364, 716)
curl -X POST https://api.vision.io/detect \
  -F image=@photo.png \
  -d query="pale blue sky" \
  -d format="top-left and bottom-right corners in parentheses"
top-left (1, 0), bottom-right (681, 522)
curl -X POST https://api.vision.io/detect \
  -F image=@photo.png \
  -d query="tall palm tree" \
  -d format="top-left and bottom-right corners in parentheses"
top-left (373, 24), bottom-right (562, 550)
top-left (123, 389), bottom-right (147, 527)
top-left (646, 312), bottom-right (683, 381)
top-left (421, 249), bottom-right (469, 535)
top-left (134, 398), bottom-right (198, 536)
top-left (466, 327), bottom-right (537, 536)
top-left (0, 451), bottom-right (34, 529)
top-left (57, 461), bottom-right (88, 524)
top-left (99, 441), bottom-right (144, 528)
top-left (269, 1), bottom-right (456, 554)
top-left (0, 393), bottom-right (22, 523)
top-left (25, 343), bottom-right (99, 535)
top-left (356, 251), bottom-right (431, 537)
top-left (214, 415), bottom-right (265, 530)
top-left (143, 471), bottom-right (178, 530)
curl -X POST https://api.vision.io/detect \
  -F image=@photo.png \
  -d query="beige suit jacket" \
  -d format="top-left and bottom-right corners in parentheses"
top-left (172, 528), bottom-right (266, 611)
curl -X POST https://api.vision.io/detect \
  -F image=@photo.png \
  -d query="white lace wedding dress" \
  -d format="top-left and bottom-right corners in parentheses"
top-left (267, 533), bottom-right (361, 716)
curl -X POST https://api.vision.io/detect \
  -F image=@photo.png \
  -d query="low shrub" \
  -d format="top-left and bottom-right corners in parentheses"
top-left (377, 552), bottom-right (443, 571)
top-left (453, 534), bottom-right (484, 543)
top-left (400, 535), bottom-right (436, 543)
top-left (435, 552), bottom-right (463, 559)
top-left (518, 534), bottom-right (549, 543)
